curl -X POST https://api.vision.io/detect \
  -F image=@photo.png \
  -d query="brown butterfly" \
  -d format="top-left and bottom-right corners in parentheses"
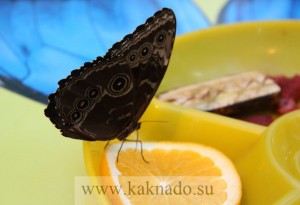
top-left (44, 8), bottom-right (176, 156)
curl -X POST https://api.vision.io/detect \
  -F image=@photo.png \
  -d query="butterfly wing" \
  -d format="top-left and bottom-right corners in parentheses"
top-left (44, 8), bottom-right (176, 141)
top-left (125, 8), bottom-right (176, 126)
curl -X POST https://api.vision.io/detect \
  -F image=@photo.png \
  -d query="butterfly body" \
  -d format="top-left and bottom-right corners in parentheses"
top-left (45, 8), bottom-right (176, 141)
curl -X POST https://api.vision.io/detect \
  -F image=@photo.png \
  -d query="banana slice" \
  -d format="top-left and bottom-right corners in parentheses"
top-left (158, 71), bottom-right (281, 116)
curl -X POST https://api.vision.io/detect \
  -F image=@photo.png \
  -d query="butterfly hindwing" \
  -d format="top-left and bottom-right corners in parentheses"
top-left (44, 8), bottom-right (176, 141)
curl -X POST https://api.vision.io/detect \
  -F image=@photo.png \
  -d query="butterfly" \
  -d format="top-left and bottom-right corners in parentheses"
top-left (44, 8), bottom-right (176, 143)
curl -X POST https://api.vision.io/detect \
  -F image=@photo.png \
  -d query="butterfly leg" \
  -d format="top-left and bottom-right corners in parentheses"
top-left (116, 140), bottom-right (126, 163)
top-left (137, 138), bottom-right (149, 164)
top-left (104, 140), bottom-right (111, 149)
top-left (134, 129), bottom-right (139, 151)
top-left (116, 137), bottom-right (149, 163)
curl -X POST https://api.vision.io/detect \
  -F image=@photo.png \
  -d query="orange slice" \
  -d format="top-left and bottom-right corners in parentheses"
top-left (100, 142), bottom-right (241, 205)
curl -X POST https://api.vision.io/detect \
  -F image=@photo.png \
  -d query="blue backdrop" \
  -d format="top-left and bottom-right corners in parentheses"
top-left (0, 0), bottom-right (299, 103)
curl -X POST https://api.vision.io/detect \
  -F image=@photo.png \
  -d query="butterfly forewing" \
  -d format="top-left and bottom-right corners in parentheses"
top-left (44, 8), bottom-right (176, 141)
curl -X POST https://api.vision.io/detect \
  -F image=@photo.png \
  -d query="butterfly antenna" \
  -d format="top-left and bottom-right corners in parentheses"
top-left (140, 120), bottom-right (169, 123)
top-left (139, 120), bottom-right (170, 129)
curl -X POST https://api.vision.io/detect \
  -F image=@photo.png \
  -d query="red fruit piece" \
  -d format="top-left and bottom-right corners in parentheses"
top-left (277, 97), bottom-right (299, 115)
top-left (241, 114), bottom-right (274, 126)
top-left (268, 75), bottom-right (288, 89)
top-left (270, 75), bottom-right (300, 100)
top-left (289, 75), bottom-right (300, 101)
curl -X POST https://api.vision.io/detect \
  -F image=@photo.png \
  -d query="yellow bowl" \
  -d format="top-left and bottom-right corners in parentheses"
top-left (236, 110), bottom-right (300, 204)
top-left (83, 21), bottom-right (300, 204)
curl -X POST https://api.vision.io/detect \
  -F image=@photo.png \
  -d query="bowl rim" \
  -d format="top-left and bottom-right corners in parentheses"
top-left (176, 20), bottom-right (300, 39)
top-left (266, 110), bottom-right (300, 188)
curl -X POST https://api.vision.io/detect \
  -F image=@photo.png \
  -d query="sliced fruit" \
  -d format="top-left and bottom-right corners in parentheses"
top-left (100, 142), bottom-right (241, 205)
top-left (158, 71), bottom-right (280, 116)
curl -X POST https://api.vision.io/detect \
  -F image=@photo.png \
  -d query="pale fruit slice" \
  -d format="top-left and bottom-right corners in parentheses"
top-left (101, 142), bottom-right (241, 205)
